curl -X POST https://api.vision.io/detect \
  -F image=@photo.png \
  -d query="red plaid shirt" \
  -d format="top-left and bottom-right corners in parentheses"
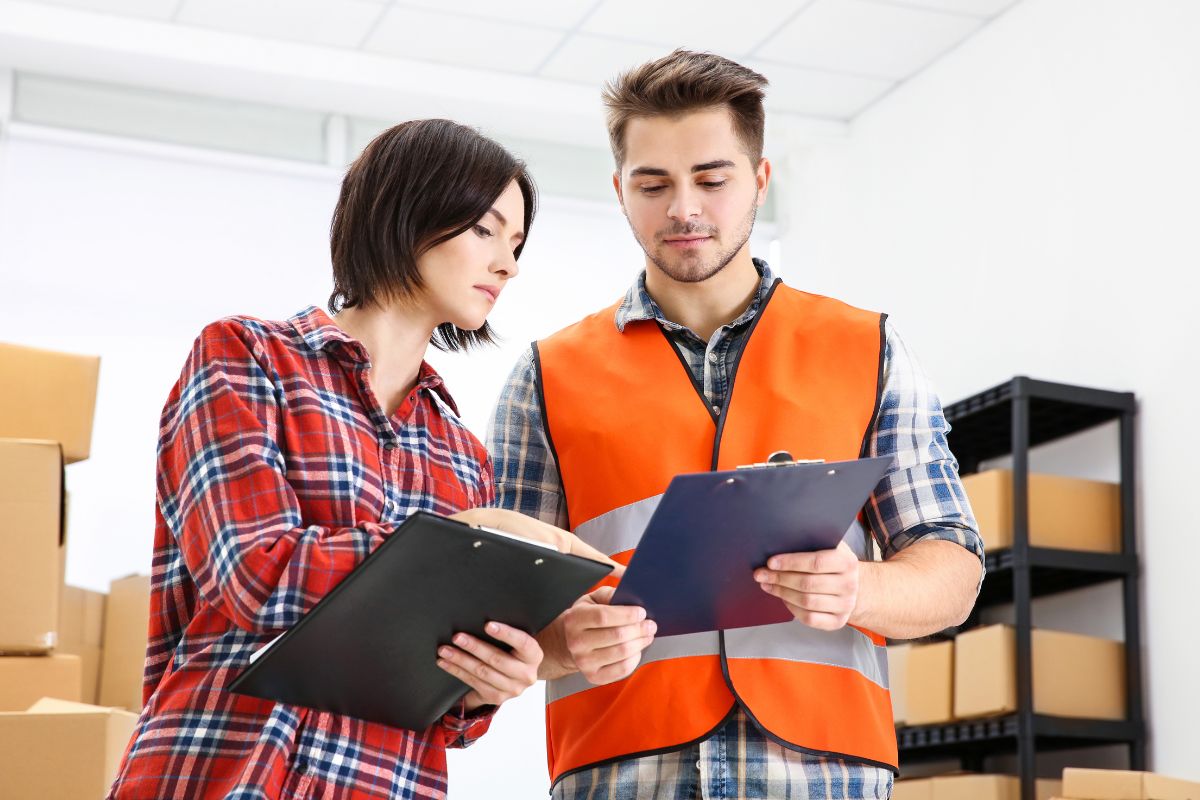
top-left (108, 307), bottom-right (496, 799)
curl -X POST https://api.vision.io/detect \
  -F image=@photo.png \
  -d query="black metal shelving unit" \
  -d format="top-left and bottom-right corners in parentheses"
top-left (894, 377), bottom-right (1145, 800)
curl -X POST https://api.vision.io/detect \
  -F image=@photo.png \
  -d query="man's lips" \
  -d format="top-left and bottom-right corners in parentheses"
top-left (475, 285), bottom-right (500, 302)
top-left (663, 236), bottom-right (712, 249)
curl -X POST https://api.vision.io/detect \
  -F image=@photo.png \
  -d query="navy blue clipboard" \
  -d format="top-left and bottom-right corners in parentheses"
top-left (610, 455), bottom-right (894, 637)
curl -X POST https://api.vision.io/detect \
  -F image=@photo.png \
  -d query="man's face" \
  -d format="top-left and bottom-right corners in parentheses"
top-left (615, 108), bottom-right (769, 283)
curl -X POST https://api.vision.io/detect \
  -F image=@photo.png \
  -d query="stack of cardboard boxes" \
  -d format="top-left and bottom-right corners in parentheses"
top-left (0, 342), bottom-right (152, 798)
top-left (894, 769), bottom-right (1200, 800)
top-left (889, 469), bottom-right (1127, 729)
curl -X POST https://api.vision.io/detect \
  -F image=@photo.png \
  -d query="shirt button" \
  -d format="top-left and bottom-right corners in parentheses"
top-left (712, 405), bottom-right (721, 415)
top-left (696, 760), bottom-right (702, 770)
top-left (383, 440), bottom-right (397, 450)
top-left (707, 352), bottom-right (718, 364)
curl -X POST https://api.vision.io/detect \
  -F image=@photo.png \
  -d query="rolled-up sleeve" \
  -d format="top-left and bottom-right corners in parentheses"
top-left (861, 321), bottom-right (985, 584)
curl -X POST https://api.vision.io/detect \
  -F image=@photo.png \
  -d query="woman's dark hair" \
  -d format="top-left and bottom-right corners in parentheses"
top-left (328, 119), bottom-right (537, 351)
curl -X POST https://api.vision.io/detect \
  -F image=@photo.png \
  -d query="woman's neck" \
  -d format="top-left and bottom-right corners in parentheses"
top-left (333, 301), bottom-right (436, 416)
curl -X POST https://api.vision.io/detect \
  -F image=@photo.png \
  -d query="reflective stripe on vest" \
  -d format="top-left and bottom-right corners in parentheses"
top-left (536, 281), bottom-right (897, 784)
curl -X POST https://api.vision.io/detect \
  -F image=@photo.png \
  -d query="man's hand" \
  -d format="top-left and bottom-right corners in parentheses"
top-left (755, 541), bottom-right (860, 631)
top-left (561, 586), bottom-right (656, 686)
top-left (436, 621), bottom-right (543, 711)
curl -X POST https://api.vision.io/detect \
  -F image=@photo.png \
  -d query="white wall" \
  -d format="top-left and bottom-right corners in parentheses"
top-left (782, 0), bottom-right (1199, 779)
top-left (0, 125), bottom-right (774, 798)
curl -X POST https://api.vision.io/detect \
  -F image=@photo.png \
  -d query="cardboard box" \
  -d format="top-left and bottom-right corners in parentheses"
top-left (1062, 768), bottom-right (1200, 800)
top-left (954, 624), bottom-right (1125, 720)
top-left (962, 470), bottom-right (1121, 553)
top-left (0, 697), bottom-right (138, 799)
top-left (925, 775), bottom-right (1063, 800)
top-left (59, 585), bottom-right (107, 704)
top-left (99, 574), bottom-right (151, 712)
top-left (889, 644), bottom-right (912, 725)
top-left (893, 778), bottom-right (935, 800)
top-left (932, 775), bottom-right (1018, 800)
top-left (0, 342), bottom-right (101, 464)
top-left (0, 439), bottom-right (64, 654)
top-left (905, 640), bottom-right (954, 725)
top-left (0, 654), bottom-right (82, 711)
top-left (1040, 780), bottom-right (1064, 800)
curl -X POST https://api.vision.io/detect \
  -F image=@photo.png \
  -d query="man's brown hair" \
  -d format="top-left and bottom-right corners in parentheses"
top-left (601, 49), bottom-right (769, 169)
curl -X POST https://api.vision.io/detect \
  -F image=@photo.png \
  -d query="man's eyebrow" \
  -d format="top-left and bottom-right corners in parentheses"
top-left (692, 160), bottom-right (735, 172)
top-left (628, 166), bottom-right (669, 178)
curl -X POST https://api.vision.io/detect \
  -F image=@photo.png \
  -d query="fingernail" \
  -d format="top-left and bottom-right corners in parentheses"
top-left (755, 571), bottom-right (767, 582)
top-left (486, 622), bottom-right (500, 634)
top-left (439, 647), bottom-right (453, 658)
top-left (635, 607), bottom-right (647, 621)
top-left (646, 621), bottom-right (657, 635)
top-left (454, 634), bottom-right (468, 646)
top-left (768, 559), bottom-right (780, 570)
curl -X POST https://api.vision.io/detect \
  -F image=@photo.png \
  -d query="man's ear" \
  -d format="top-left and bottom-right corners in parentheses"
top-left (755, 157), bottom-right (772, 207)
top-left (612, 171), bottom-right (626, 214)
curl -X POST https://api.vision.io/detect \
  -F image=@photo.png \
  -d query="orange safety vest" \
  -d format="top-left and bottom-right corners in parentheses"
top-left (533, 279), bottom-right (898, 786)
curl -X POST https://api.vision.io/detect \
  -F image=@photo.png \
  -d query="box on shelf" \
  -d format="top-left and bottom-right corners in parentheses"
top-left (904, 640), bottom-right (954, 726)
top-left (888, 643), bottom-right (912, 725)
top-left (99, 574), bottom-right (151, 712)
top-left (961, 470), bottom-right (1121, 554)
top-left (0, 654), bottom-right (82, 711)
top-left (59, 584), bottom-right (107, 704)
top-left (0, 439), bottom-right (64, 654)
top-left (0, 697), bottom-right (137, 800)
top-left (0, 342), bottom-right (101, 464)
top-left (954, 624), bottom-right (1125, 720)
top-left (895, 775), bottom-right (1062, 800)
top-left (1062, 768), bottom-right (1200, 800)
top-left (893, 777), bottom-right (935, 800)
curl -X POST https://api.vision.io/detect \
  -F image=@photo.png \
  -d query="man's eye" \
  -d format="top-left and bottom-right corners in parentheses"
top-left (700, 181), bottom-right (726, 189)
top-left (640, 185), bottom-right (666, 194)
top-left (474, 224), bottom-right (494, 238)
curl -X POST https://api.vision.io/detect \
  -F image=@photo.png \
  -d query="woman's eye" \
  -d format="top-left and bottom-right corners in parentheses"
top-left (474, 224), bottom-right (494, 238)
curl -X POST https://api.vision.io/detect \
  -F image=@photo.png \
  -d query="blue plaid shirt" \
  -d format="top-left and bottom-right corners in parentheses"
top-left (487, 261), bottom-right (983, 800)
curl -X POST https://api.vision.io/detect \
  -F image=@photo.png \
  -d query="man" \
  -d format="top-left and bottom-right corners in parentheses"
top-left (488, 50), bottom-right (984, 799)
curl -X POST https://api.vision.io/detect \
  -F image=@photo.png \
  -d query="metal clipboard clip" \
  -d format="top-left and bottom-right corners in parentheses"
top-left (735, 450), bottom-right (826, 470)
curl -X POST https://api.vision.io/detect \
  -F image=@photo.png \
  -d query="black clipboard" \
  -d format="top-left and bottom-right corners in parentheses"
top-left (229, 511), bottom-right (611, 730)
top-left (610, 455), bottom-right (893, 636)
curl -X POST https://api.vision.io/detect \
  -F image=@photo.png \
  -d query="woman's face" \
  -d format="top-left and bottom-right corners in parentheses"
top-left (415, 179), bottom-right (526, 331)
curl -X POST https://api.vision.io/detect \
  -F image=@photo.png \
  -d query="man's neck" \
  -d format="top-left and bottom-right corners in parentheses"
top-left (643, 250), bottom-right (761, 343)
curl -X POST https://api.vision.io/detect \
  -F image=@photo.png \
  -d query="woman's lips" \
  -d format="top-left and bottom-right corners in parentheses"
top-left (475, 285), bottom-right (500, 302)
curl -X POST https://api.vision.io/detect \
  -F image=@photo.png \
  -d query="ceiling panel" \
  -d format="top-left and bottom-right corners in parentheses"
top-left (755, 0), bottom-right (984, 80)
top-left (176, 0), bottom-right (384, 49)
top-left (583, 0), bottom-right (798, 56)
top-left (748, 59), bottom-right (892, 119)
top-left (537, 33), bottom-right (666, 85)
top-left (364, 6), bottom-right (564, 74)
top-left (392, 0), bottom-right (599, 30)
top-left (30, 0), bottom-right (178, 20)
top-left (874, 0), bottom-right (1018, 17)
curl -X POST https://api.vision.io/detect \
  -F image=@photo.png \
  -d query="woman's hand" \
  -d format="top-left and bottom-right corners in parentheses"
top-left (449, 508), bottom-right (624, 575)
top-left (436, 621), bottom-right (543, 711)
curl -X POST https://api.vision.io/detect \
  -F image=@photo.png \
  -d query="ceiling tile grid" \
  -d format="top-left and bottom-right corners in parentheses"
top-left (16, 0), bottom-right (1023, 121)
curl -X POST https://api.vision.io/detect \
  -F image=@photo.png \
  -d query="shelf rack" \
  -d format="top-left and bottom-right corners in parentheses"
top-left (894, 377), bottom-right (1144, 800)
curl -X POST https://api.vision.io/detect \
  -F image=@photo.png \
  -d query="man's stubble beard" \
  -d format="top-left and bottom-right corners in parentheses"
top-left (631, 201), bottom-right (758, 284)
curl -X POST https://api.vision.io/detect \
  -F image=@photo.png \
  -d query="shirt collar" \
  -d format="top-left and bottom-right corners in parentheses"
top-left (614, 258), bottom-right (777, 333)
top-left (288, 306), bottom-right (461, 417)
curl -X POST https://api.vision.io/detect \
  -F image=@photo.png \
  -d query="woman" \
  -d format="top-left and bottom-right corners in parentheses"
top-left (108, 119), bottom-right (603, 799)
